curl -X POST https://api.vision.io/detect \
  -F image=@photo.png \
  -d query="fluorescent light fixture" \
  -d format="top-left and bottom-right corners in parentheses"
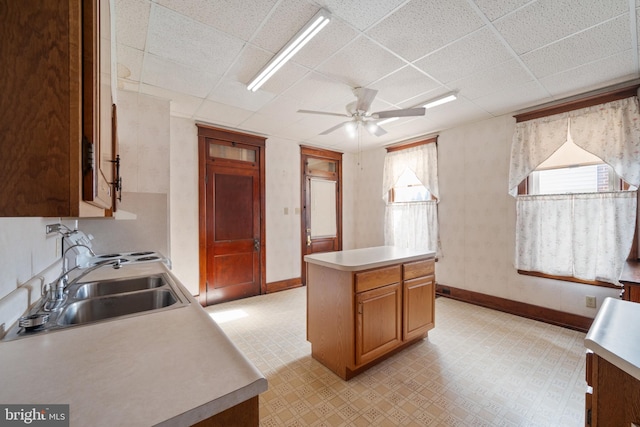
top-left (423, 92), bottom-right (457, 109)
top-left (247, 9), bottom-right (331, 92)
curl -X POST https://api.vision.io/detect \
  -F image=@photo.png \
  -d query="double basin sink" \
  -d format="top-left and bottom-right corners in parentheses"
top-left (4, 273), bottom-right (190, 341)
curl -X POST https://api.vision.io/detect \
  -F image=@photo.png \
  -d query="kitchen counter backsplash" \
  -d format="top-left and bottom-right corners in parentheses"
top-left (0, 259), bottom-right (62, 339)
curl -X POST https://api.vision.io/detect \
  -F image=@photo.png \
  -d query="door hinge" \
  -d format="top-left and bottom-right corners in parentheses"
top-left (586, 408), bottom-right (591, 426)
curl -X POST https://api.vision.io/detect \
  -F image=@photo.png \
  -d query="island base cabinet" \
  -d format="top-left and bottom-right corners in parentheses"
top-left (356, 283), bottom-right (402, 366)
top-left (306, 255), bottom-right (435, 380)
top-left (403, 275), bottom-right (435, 341)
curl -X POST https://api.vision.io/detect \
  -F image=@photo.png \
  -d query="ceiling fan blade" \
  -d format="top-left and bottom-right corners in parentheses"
top-left (353, 87), bottom-right (378, 112)
top-left (319, 121), bottom-right (352, 135)
top-left (365, 122), bottom-right (387, 137)
top-left (371, 107), bottom-right (426, 119)
top-left (297, 109), bottom-right (349, 118)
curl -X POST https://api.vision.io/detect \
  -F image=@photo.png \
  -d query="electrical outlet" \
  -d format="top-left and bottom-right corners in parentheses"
top-left (586, 295), bottom-right (596, 308)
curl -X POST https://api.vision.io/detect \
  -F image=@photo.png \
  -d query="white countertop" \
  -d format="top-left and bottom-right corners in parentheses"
top-left (0, 262), bottom-right (267, 426)
top-left (304, 246), bottom-right (435, 271)
top-left (585, 297), bottom-right (640, 381)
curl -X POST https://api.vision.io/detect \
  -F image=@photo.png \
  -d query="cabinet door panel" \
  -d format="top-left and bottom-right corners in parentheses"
top-left (403, 275), bottom-right (434, 341)
top-left (355, 283), bottom-right (402, 366)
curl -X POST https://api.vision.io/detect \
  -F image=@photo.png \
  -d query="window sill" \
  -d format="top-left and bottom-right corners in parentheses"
top-left (517, 270), bottom-right (620, 289)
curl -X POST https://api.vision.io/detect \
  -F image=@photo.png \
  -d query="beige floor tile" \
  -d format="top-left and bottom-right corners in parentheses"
top-left (206, 288), bottom-right (586, 426)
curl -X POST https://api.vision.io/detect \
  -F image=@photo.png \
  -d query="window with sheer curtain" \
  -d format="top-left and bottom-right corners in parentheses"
top-left (509, 94), bottom-right (640, 285)
top-left (382, 140), bottom-right (440, 256)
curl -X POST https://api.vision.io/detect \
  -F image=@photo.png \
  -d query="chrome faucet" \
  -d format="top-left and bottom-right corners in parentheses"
top-left (43, 259), bottom-right (121, 311)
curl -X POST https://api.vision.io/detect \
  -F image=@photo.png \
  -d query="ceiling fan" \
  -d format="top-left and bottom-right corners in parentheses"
top-left (297, 87), bottom-right (426, 137)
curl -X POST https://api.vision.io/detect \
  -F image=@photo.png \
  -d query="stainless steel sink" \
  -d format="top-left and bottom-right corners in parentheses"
top-left (68, 276), bottom-right (165, 299)
top-left (58, 289), bottom-right (179, 325)
top-left (2, 273), bottom-right (190, 341)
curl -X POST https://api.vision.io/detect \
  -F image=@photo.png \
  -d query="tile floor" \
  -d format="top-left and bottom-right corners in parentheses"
top-left (205, 288), bottom-right (587, 426)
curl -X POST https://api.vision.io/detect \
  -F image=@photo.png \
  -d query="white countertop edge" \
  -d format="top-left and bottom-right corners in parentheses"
top-left (584, 339), bottom-right (640, 381)
top-left (304, 246), bottom-right (435, 271)
top-left (584, 297), bottom-right (640, 381)
top-left (155, 378), bottom-right (268, 427)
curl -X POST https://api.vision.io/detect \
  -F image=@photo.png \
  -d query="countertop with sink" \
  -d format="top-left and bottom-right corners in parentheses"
top-left (0, 261), bottom-right (267, 426)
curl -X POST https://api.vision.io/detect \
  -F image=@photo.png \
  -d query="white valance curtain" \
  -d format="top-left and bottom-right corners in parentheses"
top-left (508, 96), bottom-right (640, 196)
top-left (510, 95), bottom-right (640, 284)
top-left (382, 144), bottom-right (439, 202)
top-left (382, 144), bottom-right (440, 254)
top-left (515, 192), bottom-right (637, 283)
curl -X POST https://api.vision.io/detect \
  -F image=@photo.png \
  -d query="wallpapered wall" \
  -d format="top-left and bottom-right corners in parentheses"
top-left (0, 95), bottom-right (622, 330)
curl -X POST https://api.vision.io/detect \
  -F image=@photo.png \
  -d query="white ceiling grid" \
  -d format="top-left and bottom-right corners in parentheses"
top-left (114, 0), bottom-right (640, 152)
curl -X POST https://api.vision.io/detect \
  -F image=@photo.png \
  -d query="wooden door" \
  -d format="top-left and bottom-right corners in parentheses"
top-left (301, 146), bottom-right (342, 285)
top-left (355, 283), bottom-right (402, 366)
top-left (198, 125), bottom-right (265, 306)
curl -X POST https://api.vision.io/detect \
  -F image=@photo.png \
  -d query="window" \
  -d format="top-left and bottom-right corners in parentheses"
top-left (390, 169), bottom-right (432, 203)
top-left (520, 139), bottom-right (636, 196)
top-left (382, 138), bottom-right (440, 255)
top-left (509, 88), bottom-right (640, 286)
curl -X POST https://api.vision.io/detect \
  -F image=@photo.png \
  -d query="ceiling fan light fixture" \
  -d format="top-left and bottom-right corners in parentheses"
top-left (423, 92), bottom-right (457, 109)
top-left (247, 9), bottom-right (331, 92)
top-left (345, 121), bottom-right (357, 138)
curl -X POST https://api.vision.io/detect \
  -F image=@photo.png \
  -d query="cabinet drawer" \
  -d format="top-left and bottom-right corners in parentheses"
top-left (403, 259), bottom-right (435, 280)
top-left (355, 265), bottom-right (401, 293)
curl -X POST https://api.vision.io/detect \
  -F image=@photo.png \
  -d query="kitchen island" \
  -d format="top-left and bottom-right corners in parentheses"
top-left (0, 261), bottom-right (267, 426)
top-left (584, 297), bottom-right (640, 426)
top-left (305, 246), bottom-right (435, 380)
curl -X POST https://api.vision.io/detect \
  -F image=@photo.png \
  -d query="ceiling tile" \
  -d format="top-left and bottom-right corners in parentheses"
top-left (208, 79), bottom-right (275, 111)
top-left (472, 0), bottom-right (531, 21)
top-left (138, 83), bottom-right (204, 118)
top-left (140, 53), bottom-right (221, 98)
top-left (316, 36), bottom-right (406, 87)
top-left (146, 4), bottom-right (245, 75)
top-left (251, 0), bottom-right (319, 53)
top-left (420, 98), bottom-right (492, 131)
top-left (282, 72), bottom-right (354, 111)
top-left (521, 15), bottom-right (632, 78)
top-left (115, 0), bottom-right (151, 50)
top-left (366, 0), bottom-right (485, 62)
top-left (154, 0), bottom-right (278, 41)
top-left (494, 0), bottom-right (628, 54)
top-left (256, 61), bottom-right (310, 95)
top-left (413, 28), bottom-right (514, 84)
top-left (539, 51), bottom-right (639, 98)
top-left (369, 66), bottom-right (441, 105)
top-left (291, 19), bottom-right (359, 69)
top-left (116, 44), bottom-right (144, 82)
top-left (449, 59), bottom-right (534, 100)
top-left (315, 0), bottom-right (406, 31)
top-left (472, 80), bottom-right (551, 116)
top-left (194, 100), bottom-right (254, 127)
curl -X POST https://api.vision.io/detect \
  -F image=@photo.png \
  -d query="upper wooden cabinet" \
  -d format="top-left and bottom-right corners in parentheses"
top-left (0, 0), bottom-right (115, 217)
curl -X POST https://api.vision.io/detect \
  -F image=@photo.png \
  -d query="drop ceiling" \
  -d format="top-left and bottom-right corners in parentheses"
top-left (115, 0), bottom-right (640, 152)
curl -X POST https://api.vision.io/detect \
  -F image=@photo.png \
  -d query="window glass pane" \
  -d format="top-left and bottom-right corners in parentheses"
top-left (531, 164), bottom-right (616, 194)
top-left (392, 169), bottom-right (431, 202)
top-left (310, 179), bottom-right (336, 238)
top-left (307, 158), bottom-right (336, 173)
top-left (209, 143), bottom-right (256, 162)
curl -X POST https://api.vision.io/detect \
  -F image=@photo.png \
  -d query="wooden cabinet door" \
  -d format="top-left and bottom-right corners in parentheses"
top-left (403, 275), bottom-right (435, 341)
top-left (82, 0), bottom-right (113, 210)
top-left (355, 283), bottom-right (402, 366)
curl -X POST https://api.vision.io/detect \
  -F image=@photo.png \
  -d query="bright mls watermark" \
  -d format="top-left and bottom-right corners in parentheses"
top-left (0, 405), bottom-right (69, 426)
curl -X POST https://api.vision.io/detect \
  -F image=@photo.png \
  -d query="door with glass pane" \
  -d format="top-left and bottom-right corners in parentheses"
top-left (301, 146), bottom-right (342, 285)
top-left (198, 125), bottom-right (265, 306)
